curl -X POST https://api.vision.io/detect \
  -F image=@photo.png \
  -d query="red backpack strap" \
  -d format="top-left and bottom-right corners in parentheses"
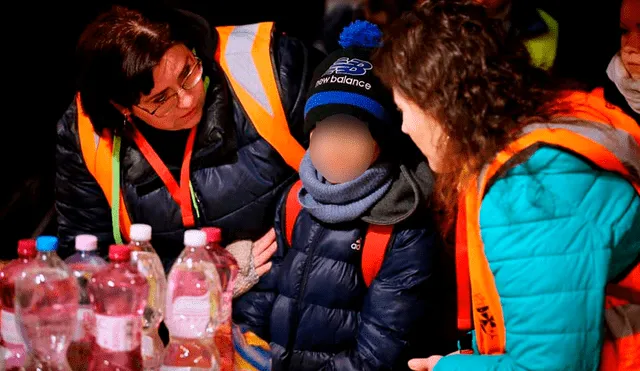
top-left (361, 225), bottom-right (394, 287)
top-left (284, 180), bottom-right (304, 247)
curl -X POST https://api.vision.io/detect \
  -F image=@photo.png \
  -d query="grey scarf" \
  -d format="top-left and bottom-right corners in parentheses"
top-left (298, 152), bottom-right (393, 224)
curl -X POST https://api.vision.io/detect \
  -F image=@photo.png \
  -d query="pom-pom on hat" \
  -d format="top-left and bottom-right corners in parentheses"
top-left (304, 21), bottom-right (396, 146)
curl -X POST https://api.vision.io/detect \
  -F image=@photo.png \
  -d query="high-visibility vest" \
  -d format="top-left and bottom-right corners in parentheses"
top-left (456, 90), bottom-right (640, 370)
top-left (77, 22), bottom-right (305, 244)
top-left (523, 9), bottom-right (559, 71)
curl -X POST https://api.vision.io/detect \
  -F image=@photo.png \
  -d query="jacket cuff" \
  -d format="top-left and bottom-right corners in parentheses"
top-left (226, 240), bottom-right (260, 298)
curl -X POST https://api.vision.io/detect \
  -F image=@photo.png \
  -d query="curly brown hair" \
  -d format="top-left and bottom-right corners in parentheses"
top-left (374, 0), bottom-right (565, 234)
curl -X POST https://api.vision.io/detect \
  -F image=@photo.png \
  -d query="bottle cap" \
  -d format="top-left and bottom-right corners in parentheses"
top-left (130, 224), bottom-right (152, 242)
top-left (184, 230), bottom-right (206, 247)
top-left (75, 235), bottom-right (98, 251)
top-left (201, 227), bottom-right (222, 243)
top-left (36, 236), bottom-right (59, 252)
top-left (17, 239), bottom-right (37, 257)
top-left (109, 244), bottom-right (131, 262)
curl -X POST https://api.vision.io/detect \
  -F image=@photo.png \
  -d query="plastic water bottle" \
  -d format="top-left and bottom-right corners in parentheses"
top-left (88, 244), bottom-right (148, 371)
top-left (128, 224), bottom-right (166, 371)
top-left (162, 230), bottom-right (220, 371)
top-left (0, 239), bottom-right (37, 370)
top-left (65, 235), bottom-right (108, 371)
top-left (202, 227), bottom-right (238, 371)
top-left (15, 236), bottom-right (79, 371)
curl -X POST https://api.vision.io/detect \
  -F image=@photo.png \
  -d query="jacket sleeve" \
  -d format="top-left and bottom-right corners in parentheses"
top-left (319, 222), bottom-right (443, 371)
top-left (55, 101), bottom-right (114, 258)
top-left (232, 189), bottom-right (289, 340)
top-left (273, 31), bottom-right (325, 148)
top-left (434, 148), bottom-right (640, 371)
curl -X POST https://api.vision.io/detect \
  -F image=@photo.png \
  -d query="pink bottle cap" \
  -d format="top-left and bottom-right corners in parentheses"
top-left (109, 245), bottom-right (131, 262)
top-left (75, 234), bottom-right (98, 251)
top-left (202, 227), bottom-right (222, 243)
top-left (17, 239), bottom-right (37, 258)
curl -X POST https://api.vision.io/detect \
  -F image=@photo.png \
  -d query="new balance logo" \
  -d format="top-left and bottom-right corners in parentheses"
top-left (323, 57), bottom-right (373, 76)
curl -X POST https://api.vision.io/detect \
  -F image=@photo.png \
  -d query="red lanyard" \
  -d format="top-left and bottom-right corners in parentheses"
top-left (131, 125), bottom-right (197, 227)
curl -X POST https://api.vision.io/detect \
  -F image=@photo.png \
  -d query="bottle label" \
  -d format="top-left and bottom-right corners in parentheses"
top-left (169, 292), bottom-right (211, 337)
top-left (95, 314), bottom-right (141, 352)
top-left (1, 310), bottom-right (24, 345)
top-left (73, 307), bottom-right (94, 341)
top-left (142, 334), bottom-right (153, 357)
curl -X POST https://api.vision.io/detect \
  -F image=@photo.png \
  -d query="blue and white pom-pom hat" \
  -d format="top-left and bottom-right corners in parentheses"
top-left (303, 20), bottom-right (396, 145)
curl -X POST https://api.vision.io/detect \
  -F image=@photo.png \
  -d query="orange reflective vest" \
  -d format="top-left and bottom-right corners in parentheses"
top-left (456, 90), bottom-right (640, 370)
top-left (77, 22), bottom-right (305, 244)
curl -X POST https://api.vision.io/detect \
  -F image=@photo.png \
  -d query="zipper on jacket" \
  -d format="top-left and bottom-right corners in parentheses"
top-left (284, 223), bottom-right (324, 368)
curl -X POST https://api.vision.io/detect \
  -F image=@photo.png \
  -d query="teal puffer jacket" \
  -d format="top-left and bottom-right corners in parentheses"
top-left (435, 146), bottom-right (640, 371)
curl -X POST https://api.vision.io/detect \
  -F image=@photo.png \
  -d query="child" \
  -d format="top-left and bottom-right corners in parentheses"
top-left (234, 21), bottom-right (452, 371)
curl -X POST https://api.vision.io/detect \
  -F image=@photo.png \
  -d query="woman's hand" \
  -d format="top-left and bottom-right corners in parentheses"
top-left (252, 228), bottom-right (278, 276)
top-left (408, 355), bottom-right (443, 371)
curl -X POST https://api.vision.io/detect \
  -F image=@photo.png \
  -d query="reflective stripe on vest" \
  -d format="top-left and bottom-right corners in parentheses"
top-left (216, 22), bottom-right (305, 170)
top-left (77, 94), bottom-right (131, 243)
top-left (523, 9), bottom-right (558, 71)
top-left (77, 22), bottom-right (299, 244)
top-left (601, 285), bottom-right (640, 371)
top-left (457, 90), bottom-right (640, 359)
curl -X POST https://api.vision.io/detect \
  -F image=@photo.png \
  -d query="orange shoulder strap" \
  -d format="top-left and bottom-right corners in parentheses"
top-left (284, 179), bottom-right (304, 246)
top-left (283, 179), bottom-right (393, 287)
top-left (361, 224), bottom-right (394, 287)
top-left (76, 94), bottom-right (131, 243)
top-left (463, 96), bottom-right (640, 355)
top-left (215, 22), bottom-right (305, 171)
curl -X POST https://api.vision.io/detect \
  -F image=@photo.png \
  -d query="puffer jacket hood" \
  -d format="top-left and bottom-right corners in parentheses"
top-left (362, 157), bottom-right (434, 225)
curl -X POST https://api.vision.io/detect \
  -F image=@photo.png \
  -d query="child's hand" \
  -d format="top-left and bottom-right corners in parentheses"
top-left (253, 228), bottom-right (277, 277)
top-left (408, 355), bottom-right (442, 371)
top-left (227, 228), bottom-right (277, 298)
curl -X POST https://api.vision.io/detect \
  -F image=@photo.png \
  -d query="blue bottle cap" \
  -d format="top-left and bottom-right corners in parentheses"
top-left (36, 236), bottom-right (59, 252)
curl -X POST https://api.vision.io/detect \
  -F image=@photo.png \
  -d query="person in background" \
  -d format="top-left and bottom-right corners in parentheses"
top-left (321, 0), bottom-right (417, 53)
top-left (473, 0), bottom-right (559, 71)
top-left (55, 4), bottom-right (322, 279)
top-left (374, 0), bottom-right (640, 370)
top-left (603, 0), bottom-right (639, 123)
top-left (235, 21), bottom-right (454, 371)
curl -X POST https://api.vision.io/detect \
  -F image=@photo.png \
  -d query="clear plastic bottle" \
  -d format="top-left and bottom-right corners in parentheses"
top-left (88, 244), bottom-right (149, 371)
top-left (0, 239), bottom-right (37, 370)
top-left (202, 227), bottom-right (238, 371)
top-left (65, 234), bottom-right (108, 371)
top-left (162, 230), bottom-right (220, 371)
top-left (15, 236), bottom-right (79, 371)
top-left (128, 224), bottom-right (166, 371)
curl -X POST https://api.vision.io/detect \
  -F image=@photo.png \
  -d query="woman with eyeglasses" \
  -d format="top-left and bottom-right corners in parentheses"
top-left (55, 4), bottom-right (321, 283)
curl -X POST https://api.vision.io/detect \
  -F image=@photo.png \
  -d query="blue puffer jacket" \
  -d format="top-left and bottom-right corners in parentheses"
top-left (435, 146), bottom-right (640, 371)
top-left (55, 11), bottom-right (323, 270)
top-left (235, 159), bottom-right (457, 371)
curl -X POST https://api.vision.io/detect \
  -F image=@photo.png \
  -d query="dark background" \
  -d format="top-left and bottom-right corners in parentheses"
top-left (0, 0), bottom-right (622, 259)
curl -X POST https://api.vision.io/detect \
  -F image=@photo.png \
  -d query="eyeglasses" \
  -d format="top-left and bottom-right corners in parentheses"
top-left (136, 57), bottom-right (204, 118)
